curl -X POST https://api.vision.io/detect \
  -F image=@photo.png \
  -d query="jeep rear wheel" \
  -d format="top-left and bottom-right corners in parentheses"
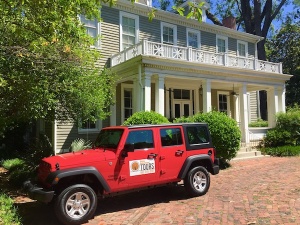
top-left (55, 184), bottom-right (97, 225)
top-left (184, 166), bottom-right (210, 197)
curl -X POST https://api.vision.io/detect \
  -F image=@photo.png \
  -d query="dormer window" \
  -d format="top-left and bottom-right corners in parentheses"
top-left (187, 28), bottom-right (200, 49)
top-left (161, 22), bottom-right (177, 45)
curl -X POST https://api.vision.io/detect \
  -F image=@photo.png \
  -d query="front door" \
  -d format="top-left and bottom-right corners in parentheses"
top-left (174, 101), bottom-right (192, 118)
top-left (118, 129), bottom-right (160, 189)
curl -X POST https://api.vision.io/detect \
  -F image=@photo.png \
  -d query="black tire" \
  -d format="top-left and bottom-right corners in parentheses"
top-left (54, 184), bottom-right (97, 225)
top-left (184, 166), bottom-right (210, 197)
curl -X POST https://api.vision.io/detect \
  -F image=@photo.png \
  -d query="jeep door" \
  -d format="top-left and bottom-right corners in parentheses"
top-left (159, 126), bottom-right (186, 181)
top-left (118, 128), bottom-right (160, 188)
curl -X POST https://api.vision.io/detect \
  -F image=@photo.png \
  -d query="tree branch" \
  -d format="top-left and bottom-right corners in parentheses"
top-left (205, 10), bottom-right (223, 26)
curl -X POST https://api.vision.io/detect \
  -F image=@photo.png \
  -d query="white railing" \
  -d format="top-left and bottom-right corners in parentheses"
top-left (110, 40), bottom-right (282, 74)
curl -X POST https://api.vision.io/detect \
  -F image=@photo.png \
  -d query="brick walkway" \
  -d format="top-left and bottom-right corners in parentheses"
top-left (86, 157), bottom-right (300, 225)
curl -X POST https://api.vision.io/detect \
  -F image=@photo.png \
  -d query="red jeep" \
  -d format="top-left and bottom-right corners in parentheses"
top-left (24, 123), bottom-right (219, 225)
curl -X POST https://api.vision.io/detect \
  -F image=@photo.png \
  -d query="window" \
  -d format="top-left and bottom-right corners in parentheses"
top-left (79, 15), bottom-right (101, 48)
top-left (186, 126), bottom-right (209, 145)
top-left (125, 130), bottom-right (154, 149)
top-left (121, 84), bottom-right (133, 123)
top-left (94, 129), bottom-right (124, 149)
top-left (237, 40), bottom-right (248, 57)
top-left (161, 22), bottom-right (177, 45)
top-left (120, 12), bottom-right (139, 50)
top-left (217, 91), bottom-right (230, 115)
top-left (187, 28), bottom-right (200, 49)
top-left (216, 35), bottom-right (228, 53)
top-left (160, 128), bottom-right (183, 146)
top-left (174, 89), bottom-right (190, 100)
top-left (78, 119), bottom-right (102, 133)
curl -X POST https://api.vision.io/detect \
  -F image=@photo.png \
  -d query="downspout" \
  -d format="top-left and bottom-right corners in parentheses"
top-left (138, 64), bottom-right (144, 111)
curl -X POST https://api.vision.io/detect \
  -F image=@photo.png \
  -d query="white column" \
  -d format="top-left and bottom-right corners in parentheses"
top-left (155, 75), bottom-right (165, 116)
top-left (239, 83), bottom-right (249, 143)
top-left (203, 79), bottom-right (211, 113)
top-left (278, 84), bottom-right (286, 113)
top-left (234, 94), bottom-right (240, 123)
top-left (133, 78), bottom-right (141, 113)
top-left (144, 74), bottom-right (152, 111)
top-left (110, 89), bottom-right (116, 126)
top-left (267, 87), bottom-right (278, 128)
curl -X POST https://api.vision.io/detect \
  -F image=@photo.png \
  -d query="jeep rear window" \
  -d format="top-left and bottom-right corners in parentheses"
top-left (94, 129), bottom-right (124, 148)
top-left (160, 128), bottom-right (183, 146)
top-left (186, 126), bottom-right (209, 145)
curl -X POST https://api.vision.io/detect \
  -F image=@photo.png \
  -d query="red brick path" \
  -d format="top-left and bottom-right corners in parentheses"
top-left (84, 157), bottom-right (300, 225)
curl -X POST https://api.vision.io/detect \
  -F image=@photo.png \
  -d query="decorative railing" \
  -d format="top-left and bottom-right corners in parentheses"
top-left (111, 40), bottom-right (282, 73)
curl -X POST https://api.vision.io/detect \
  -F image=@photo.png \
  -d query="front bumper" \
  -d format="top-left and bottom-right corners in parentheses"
top-left (23, 181), bottom-right (54, 203)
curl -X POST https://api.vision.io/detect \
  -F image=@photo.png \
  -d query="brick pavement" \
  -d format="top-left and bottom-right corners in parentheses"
top-left (85, 157), bottom-right (300, 225)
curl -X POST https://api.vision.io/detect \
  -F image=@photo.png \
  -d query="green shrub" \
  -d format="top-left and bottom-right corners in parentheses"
top-left (261, 145), bottom-right (300, 156)
top-left (123, 111), bottom-right (170, 125)
top-left (263, 129), bottom-right (292, 147)
top-left (0, 192), bottom-right (21, 225)
top-left (175, 111), bottom-right (241, 162)
top-left (1, 158), bottom-right (25, 171)
top-left (249, 118), bottom-right (268, 127)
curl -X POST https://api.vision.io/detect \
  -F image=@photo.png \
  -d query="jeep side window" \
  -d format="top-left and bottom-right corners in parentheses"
top-left (94, 129), bottom-right (124, 148)
top-left (160, 128), bottom-right (183, 147)
top-left (186, 126), bottom-right (209, 145)
top-left (125, 130), bottom-right (154, 150)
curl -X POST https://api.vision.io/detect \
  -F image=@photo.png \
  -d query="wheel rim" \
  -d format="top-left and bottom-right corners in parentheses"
top-left (192, 171), bottom-right (207, 192)
top-left (65, 192), bottom-right (90, 219)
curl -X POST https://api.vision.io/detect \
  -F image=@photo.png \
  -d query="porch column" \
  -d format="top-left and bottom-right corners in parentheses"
top-left (278, 84), bottom-right (286, 113)
top-left (143, 74), bottom-right (152, 111)
top-left (267, 86), bottom-right (278, 128)
top-left (203, 79), bottom-right (212, 113)
top-left (110, 88), bottom-right (116, 126)
top-left (239, 83), bottom-right (249, 143)
top-left (133, 78), bottom-right (141, 112)
top-left (155, 75), bottom-right (165, 116)
top-left (234, 94), bottom-right (240, 123)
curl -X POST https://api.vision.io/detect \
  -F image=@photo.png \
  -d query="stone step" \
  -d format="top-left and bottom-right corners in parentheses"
top-left (232, 149), bottom-right (268, 161)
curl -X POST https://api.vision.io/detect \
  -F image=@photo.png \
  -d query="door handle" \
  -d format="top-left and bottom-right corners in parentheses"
top-left (175, 150), bottom-right (184, 156)
top-left (148, 153), bottom-right (157, 159)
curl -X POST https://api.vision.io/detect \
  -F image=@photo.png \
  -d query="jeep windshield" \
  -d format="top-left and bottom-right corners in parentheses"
top-left (94, 129), bottom-right (124, 149)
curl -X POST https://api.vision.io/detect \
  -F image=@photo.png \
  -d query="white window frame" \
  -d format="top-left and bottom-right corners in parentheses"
top-left (161, 22), bottom-right (177, 45)
top-left (186, 28), bottom-right (201, 49)
top-left (237, 40), bottom-right (248, 57)
top-left (78, 119), bottom-right (102, 134)
top-left (79, 15), bottom-right (101, 49)
top-left (119, 12), bottom-right (139, 51)
top-left (121, 83), bottom-right (134, 123)
top-left (217, 91), bottom-right (231, 116)
top-left (216, 35), bottom-right (228, 53)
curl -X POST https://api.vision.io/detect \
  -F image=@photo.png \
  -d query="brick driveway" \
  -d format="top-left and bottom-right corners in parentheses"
top-left (18, 157), bottom-right (300, 225)
top-left (86, 157), bottom-right (300, 225)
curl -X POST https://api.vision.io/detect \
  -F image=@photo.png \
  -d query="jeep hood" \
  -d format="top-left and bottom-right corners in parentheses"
top-left (42, 149), bottom-right (116, 170)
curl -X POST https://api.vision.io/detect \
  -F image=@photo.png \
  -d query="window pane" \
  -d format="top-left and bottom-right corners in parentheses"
top-left (126, 130), bottom-right (154, 149)
top-left (184, 104), bottom-right (189, 117)
top-left (217, 38), bottom-right (226, 53)
top-left (238, 43), bottom-right (246, 57)
top-left (175, 104), bottom-right (180, 118)
top-left (173, 89), bottom-right (181, 99)
top-left (82, 120), bottom-right (96, 129)
top-left (160, 128), bottom-right (183, 146)
top-left (182, 90), bottom-right (190, 99)
top-left (163, 26), bottom-right (174, 44)
top-left (187, 126), bottom-right (209, 145)
top-left (122, 16), bottom-right (136, 49)
top-left (219, 94), bottom-right (228, 113)
top-left (188, 32), bottom-right (198, 48)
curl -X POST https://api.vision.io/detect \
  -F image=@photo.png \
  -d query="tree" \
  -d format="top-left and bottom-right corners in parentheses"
top-left (267, 20), bottom-right (300, 106)
top-left (0, 0), bottom-right (118, 136)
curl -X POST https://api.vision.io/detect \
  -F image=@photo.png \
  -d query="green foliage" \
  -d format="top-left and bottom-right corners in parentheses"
top-left (249, 118), bottom-right (268, 127)
top-left (261, 145), bottom-right (300, 157)
top-left (123, 111), bottom-right (170, 125)
top-left (0, 0), bottom-right (117, 136)
top-left (261, 105), bottom-right (300, 148)
top-left (0, 192), bottom-right (21, 225)
top-left (70, 138), bottom-right (92, 152)
top-left (174, 111), bottom-right (241, 162)
top-left (1, 158), bottom-right (25, 171)
top-left (1, 158), bottom-right (36, 187)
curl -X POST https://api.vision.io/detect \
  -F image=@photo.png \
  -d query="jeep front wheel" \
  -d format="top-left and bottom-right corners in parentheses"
top-left (184, 166), bottom-right (210, 197)
top-left (55, 184), bottom-right (97, 225)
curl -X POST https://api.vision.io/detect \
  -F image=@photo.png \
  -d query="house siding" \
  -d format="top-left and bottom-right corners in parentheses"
top-left (201, 31), bottom-right (216, 52)
top-left (140, 17), bottom-right (161, 42)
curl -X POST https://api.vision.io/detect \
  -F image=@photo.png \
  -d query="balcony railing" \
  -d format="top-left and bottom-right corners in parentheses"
top-left (110, 40), bottom-right (282, 74)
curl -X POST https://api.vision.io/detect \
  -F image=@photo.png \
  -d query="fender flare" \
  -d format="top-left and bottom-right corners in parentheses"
top-left (46, 166), bottom-right (111, 192)
top-left (178, 155), bottom-right (214, 179)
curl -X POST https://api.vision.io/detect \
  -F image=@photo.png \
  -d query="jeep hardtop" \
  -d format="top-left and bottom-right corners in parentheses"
top-left (24, 123), bottom-right (219, 225)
